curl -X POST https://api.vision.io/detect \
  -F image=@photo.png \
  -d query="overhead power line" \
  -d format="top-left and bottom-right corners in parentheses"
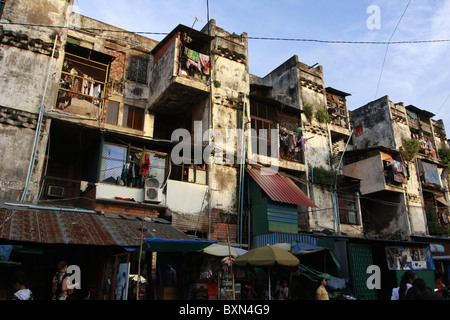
top-left (2, 21), bottom-right (450, 45)
top-left (374, 0), bottom-right (412, 98)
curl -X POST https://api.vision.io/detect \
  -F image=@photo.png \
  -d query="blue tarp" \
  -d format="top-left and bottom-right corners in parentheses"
top-left (422, 161), bottom-right (441, 186)
top-left (292, 242), bottom-right (324, 253)
top-left (143, 238), bottom-right (216, 252)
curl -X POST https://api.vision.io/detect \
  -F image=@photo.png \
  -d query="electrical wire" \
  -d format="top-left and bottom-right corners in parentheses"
top-left (374, 0), bottom-right (412, 99)
top-left (2, 21), bottom-right (450, 45)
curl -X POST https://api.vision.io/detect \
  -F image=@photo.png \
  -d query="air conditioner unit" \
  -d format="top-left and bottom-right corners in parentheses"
top-left (144, 178), bottom-right (163, 203)
top-left (46, 185), bottom-right (65, 197)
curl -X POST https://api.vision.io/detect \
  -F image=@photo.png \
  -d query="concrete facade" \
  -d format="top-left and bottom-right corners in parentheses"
top-left (0, 0), bottom-right (448, 247)
top-left (346, 96), bottom-right (449, 239)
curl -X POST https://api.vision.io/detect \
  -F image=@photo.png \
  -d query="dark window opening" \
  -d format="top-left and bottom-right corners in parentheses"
top-left (123, 105), bottom-right (144, 131)
top-left (127, 55), bottom-right (149, 84)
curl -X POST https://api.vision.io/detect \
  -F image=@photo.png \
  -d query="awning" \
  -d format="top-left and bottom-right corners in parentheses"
top-left (247, 167), bottom-right (318, 207)
top-left (0, 207), bottom-right (193, 247)
top-left (143, 238), bottom-right (216, 252)
top-left (292, 242), bottom-right (326, 254)
top-left (292, 242), bottom-right (341, 270)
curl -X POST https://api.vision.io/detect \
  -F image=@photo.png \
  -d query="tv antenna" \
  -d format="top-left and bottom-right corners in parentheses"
top-left (190, 14), bottom-right (204, 29)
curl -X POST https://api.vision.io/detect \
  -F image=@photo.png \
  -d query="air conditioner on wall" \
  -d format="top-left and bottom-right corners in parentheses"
top-left (144, 178), bottom-right (163, 203)
top-left (46, 185), bottom-right (65, 197)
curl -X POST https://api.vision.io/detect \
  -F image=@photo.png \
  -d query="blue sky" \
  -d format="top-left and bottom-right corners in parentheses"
top-left (74, 0), bottom-right (450, 137)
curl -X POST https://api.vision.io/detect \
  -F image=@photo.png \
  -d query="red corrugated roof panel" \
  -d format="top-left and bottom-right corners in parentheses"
top-left (247, 167), bottom-right (318, 207)
top-left (0, 209), bottom-right (191, 246)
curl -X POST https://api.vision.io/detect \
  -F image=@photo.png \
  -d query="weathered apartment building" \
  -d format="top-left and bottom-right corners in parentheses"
top-left (0, 0), bottom-right (449, 300)
top-left (344, 97), bottom-right (450, 240)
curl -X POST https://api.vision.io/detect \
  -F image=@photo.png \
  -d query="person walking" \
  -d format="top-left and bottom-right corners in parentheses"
top-left (278, 280), bottom-right (289, 300)
top-left (12, 271), bottom-right (33, 300)
top-left (316, 277), bottom-right (329, 300)
top-left (406, 278), bottom-right (444, 300)
top-left (391, 270), bottom-right (416, 300)
top-left (52, 260), bottom-right (79, 300)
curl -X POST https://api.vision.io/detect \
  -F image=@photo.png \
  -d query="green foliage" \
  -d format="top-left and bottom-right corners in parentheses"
top-left (213, 80), bottom-right (221, 88)
top-left (328, 152), bottom-right (340, 168)
top-left (312, 166), bottom-right (341, 187)
top-left (438, 147), bottom-right (450, 165)
top-left (402, 138), bottom-right (420, 161)
top-left (303, 103), bottom-right (314, 122)
top-left (315, 108), bottom-right (331, 124)
top-left (428, 212), bottom-right (450, 236)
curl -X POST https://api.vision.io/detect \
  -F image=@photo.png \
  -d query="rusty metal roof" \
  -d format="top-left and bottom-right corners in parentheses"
top-left (247, 167), bottom-right (318, 207)
top-left (0, 208), bottom-right (191, 247)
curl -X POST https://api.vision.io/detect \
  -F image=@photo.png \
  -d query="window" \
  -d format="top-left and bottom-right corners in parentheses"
top-left (100, 143), bottom-right (166, 188)
top-left (0, 0), bottom-right (6, 19)
top-left (170, 163), bottom-right (207, 185)
top-left (127, 55), bottom-right (149, 84)
top-left (250, 100), bottom-right (276, 157)
top-left (338, 196), bottom-right (358, 224)
top-left (105, 101), bottom-right (119, 125)
top-left (123, 105), bottom-right (144, 131)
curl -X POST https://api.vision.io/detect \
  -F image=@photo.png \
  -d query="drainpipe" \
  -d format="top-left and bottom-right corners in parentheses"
top-left (239, 93), bottom-right (247, 245)
top-left (21, 34), bottom-right (58, 203)
top-left (414, 158), bottom-right (429, 235)
top-left (405, 186), bottom-right (414, 235)
top-left (334, 129), bottom-right (354, 235)
top-left (6, 202), bottom-right (99, 214)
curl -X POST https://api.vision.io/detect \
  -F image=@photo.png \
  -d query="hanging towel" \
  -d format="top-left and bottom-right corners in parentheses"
top-left (184, 47), bottom-right (199, 62)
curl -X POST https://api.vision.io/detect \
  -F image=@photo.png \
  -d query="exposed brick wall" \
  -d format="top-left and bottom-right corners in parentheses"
top-left (104, 48), bottom-right (126, 81)
top-left (212, 222), bottom-right (237, 242)
top-left (171, 211), bottom-right (238, 243)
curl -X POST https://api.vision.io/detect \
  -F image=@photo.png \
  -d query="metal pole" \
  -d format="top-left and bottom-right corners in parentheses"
top-left (21, 34), bottom-right (58, 203)
top-left (239, 94), bottom-right (246, 244)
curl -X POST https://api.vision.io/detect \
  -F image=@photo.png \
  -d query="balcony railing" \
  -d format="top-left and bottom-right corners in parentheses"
top-left (54, 52), bottom-right (108, 119)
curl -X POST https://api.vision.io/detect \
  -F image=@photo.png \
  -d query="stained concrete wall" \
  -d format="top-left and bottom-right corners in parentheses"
top-left (351, 96), bottom-right (395, 150)
top-left (343, 154), bottom-right (386, 195)
top-left (207, 20), bottom-right (249, 216)
top-left (0, 0), bottom-right (73, 202)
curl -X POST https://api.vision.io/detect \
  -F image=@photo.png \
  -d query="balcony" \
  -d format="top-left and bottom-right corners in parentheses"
top-left (53, 44), bottom-right (114, 120)
top-left (148, 25), bottom-right (213, 116)
top-left (343, 148), bottom-right (407, 195)
top-left (325, 88), bottom-right (351, 142)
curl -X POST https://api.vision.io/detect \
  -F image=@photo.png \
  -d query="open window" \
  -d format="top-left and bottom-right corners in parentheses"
top-left (100, 142), bottom-right (166, 189)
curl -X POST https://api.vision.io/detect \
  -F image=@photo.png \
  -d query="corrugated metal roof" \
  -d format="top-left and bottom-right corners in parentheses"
top-left (247, 167), bottom-right (318, 207)
top-left (0, 208), bottom-right (191, 247)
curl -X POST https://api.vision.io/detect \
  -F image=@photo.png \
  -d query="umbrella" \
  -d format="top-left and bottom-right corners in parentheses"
top-left (129, 274), bottom-right (147, 284)
top-left (234, 245), bottom-right (300, 300)
top-left (234, 245), bottom-right (299, 267)
top-left (204, 243), bottom-right (238, 258)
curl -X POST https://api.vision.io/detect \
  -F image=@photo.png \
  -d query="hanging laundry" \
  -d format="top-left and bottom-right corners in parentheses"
top-left (139, 153), bottom-right (151, 179)
top-left (288, 133), bottom-right (295, 153)
top-left (186, 58), bottom-right (201, 72)
top-left (184, 47), bottom-right (199, 62)
top-left (199, 53), bottom-right (211, 74)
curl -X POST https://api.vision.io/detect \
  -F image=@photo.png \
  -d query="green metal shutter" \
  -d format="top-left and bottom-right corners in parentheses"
top-left (347, 243), bottom-right (378, 300)
top-left (267, 200), bottom-right (298, 234)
